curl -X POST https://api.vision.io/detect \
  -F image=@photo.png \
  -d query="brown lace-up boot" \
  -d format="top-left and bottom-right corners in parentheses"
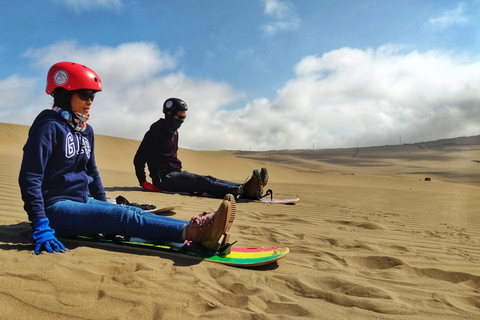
top-left (242, 169), bottom-right (262, 199)
top-left (186, 194), bottom-right (236, 251)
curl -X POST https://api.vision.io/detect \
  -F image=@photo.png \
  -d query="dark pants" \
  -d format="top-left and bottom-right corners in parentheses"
top-left (156, 170), bottom-right (241, 199)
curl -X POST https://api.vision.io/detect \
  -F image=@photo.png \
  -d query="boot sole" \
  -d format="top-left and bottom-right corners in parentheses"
top-left (202, 194), bottom-right (236, 251)
top-left (243, 169), bottom-right (262, 199)
top-left (221, 194), bottom-right (236, 245)
top-left (260, 167), bottom-right (268, 187)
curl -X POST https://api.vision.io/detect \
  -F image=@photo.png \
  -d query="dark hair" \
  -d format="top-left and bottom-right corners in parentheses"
top-left (51, 88), bottom-right (73, 110)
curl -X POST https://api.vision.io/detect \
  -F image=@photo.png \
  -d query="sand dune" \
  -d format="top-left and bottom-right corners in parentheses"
top-left (1, 121), bottom-right (479, 319)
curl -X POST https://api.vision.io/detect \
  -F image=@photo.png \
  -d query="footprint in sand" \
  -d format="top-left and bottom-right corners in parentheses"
top-left (280, 275), bottom-right (415, 315)
top-left (327, 219), bottom-right (387, 231)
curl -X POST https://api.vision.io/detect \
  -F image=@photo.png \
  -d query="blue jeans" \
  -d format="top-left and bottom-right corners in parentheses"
top-left (158, 170), bottom-right (241, 198)
top-left (46, 199), bottom-right (186, 242)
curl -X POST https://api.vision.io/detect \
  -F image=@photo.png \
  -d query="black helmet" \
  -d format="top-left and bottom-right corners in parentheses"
top-left (163, 98), bottom-right (188, 114)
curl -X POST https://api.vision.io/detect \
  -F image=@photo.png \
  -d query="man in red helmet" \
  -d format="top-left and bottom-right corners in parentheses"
top-left (134, 98), bottom-right (268, 199)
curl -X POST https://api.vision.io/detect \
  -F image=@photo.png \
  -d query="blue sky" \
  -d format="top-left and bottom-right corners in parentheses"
top-left (1, 0), bottom-right (479, 150)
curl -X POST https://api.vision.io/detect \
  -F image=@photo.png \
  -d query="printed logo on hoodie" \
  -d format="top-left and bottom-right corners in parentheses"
top-left (65, 132), bottom-right (91, 159)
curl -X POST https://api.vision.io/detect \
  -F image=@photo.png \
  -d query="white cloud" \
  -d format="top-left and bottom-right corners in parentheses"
top-left (4, 42), bottom-right (480, 151)
top-left (186, 45), bottom-right (480, 150)
top-left (262, 0), bottom-right (300, 36)
top-left (429, 3), bottom-right (469, 30)
top-left (0, 75), bottom-right (48, 122)
top-left (24, 41), bottom-right (176, 76)
top-left (264, 0), bottom-right (290, 18)
top-left (15, 41), bottom-right (244, 146)
top-left (0, 75), bottom-right (36, 111)
top-left (269, 46), bottom-right (480, 148)
top-left (55, 0), bottom-right (122, 10)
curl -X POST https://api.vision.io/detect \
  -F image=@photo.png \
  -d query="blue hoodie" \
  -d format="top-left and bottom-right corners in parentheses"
top-left (19, 109), bottom-right (106, 221)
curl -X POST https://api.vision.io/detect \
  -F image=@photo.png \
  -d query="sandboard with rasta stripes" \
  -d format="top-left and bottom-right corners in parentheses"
top-left (66, 235), bottom-right (289, 268)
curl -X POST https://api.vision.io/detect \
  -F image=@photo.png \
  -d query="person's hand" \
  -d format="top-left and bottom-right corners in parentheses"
top-left (142, 181), bottom-right (162, 192)
top-left (32, 218), bottom-right (67, 255)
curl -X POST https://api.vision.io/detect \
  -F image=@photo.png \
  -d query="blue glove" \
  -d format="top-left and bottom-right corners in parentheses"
top-left (32, 218), bottom-right (67, 254)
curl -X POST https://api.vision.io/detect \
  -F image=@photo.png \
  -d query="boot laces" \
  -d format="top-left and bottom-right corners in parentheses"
top-left (188, 212), bottom-right (214, 241)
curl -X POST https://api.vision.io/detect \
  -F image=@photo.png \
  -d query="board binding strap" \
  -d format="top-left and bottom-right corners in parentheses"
top-left (253, 189), bottom-right (300, 204)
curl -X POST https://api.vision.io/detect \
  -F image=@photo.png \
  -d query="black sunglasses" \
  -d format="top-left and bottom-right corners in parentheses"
top-left (76, 90), bottom-right (96, 102)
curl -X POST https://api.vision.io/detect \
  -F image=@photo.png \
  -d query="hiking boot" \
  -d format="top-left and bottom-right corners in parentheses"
top-left (260, 167), bottom-right (268, 187)
top-left (242, 169), bottom-right (262, 199)
top-left (186, 194), bottom-right (236, 251)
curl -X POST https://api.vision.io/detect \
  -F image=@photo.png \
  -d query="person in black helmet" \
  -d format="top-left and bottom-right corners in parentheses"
top-left (134, 98), bottom-right (268, 199)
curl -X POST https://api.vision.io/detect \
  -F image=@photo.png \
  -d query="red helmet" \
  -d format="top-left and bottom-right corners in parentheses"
top-left (45, 61), bottom-right (102, 95)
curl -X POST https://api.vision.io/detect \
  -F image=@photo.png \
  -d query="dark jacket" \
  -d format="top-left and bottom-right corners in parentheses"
top-left (133, 118), bottom-right (182, 186)
top-left (18, 109), bottom-right (106, 221)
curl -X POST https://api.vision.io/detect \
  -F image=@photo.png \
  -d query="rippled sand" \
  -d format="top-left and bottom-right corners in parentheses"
top-left (1, 122), bottom-right (479, 319)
